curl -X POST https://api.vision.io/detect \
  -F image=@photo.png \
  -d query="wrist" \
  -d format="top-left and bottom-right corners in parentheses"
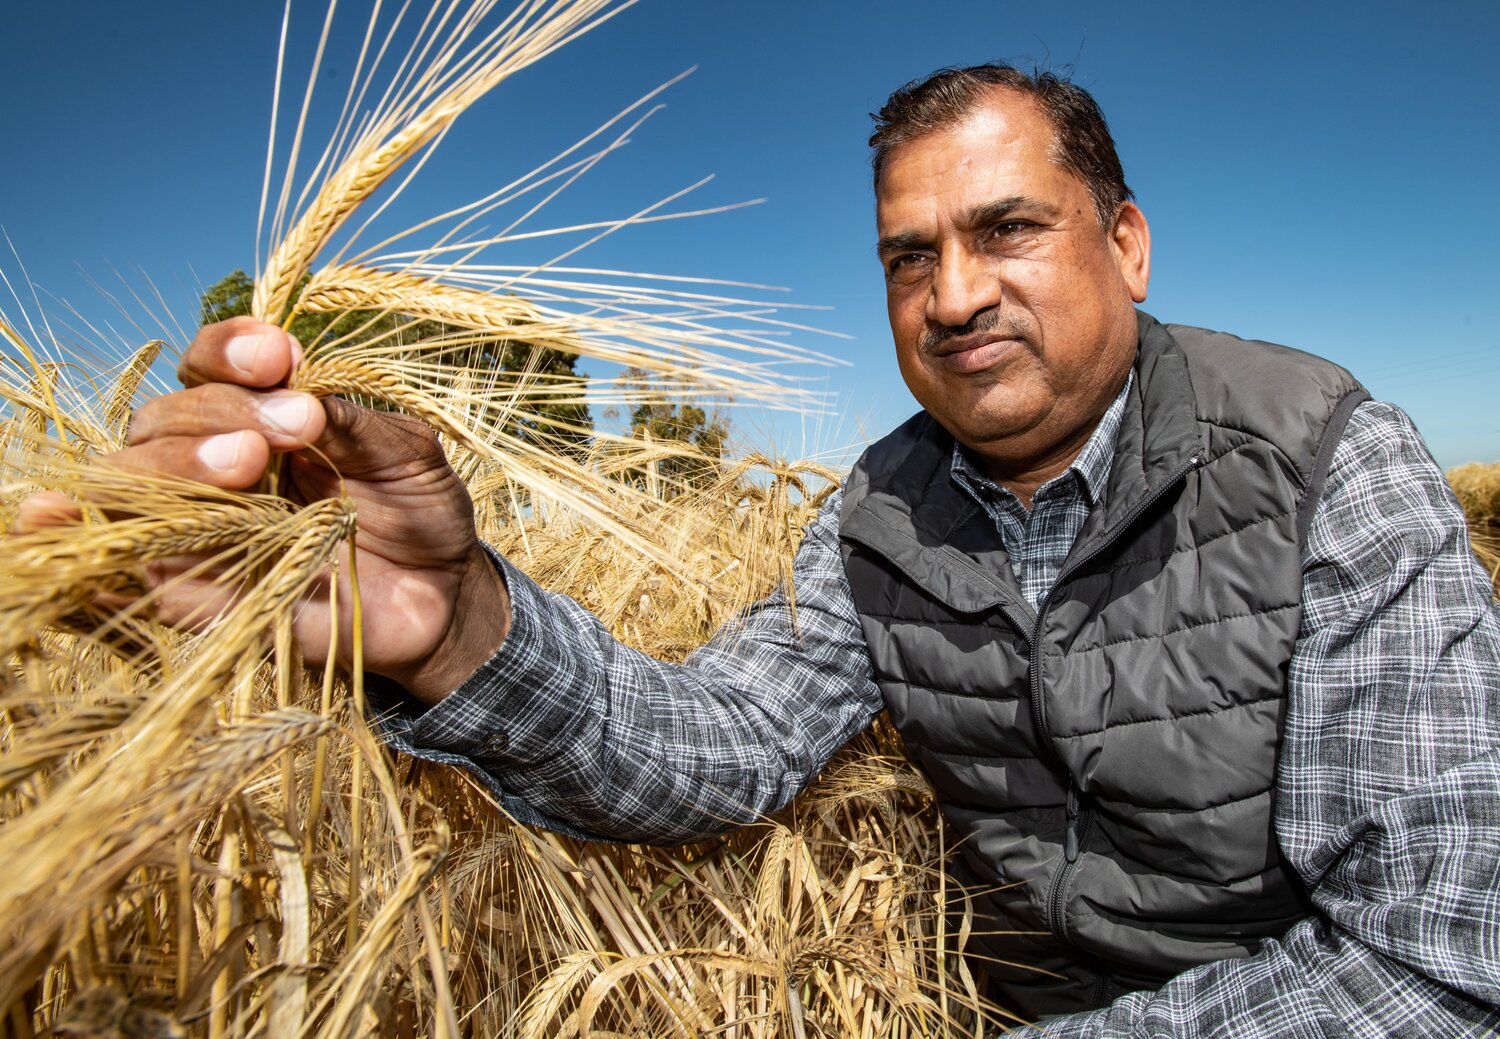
top-left (383, 544), bottom-right (511, 706)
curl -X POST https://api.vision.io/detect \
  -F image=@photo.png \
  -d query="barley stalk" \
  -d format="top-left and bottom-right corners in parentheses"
top-left (253, 0), bottom-right (626, 323)
top-left (101, 339), bottom-right (164, 444)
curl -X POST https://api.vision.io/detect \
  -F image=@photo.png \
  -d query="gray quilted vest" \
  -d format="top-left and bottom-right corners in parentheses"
top-left (839, 313), bottom-right (1368, 1019)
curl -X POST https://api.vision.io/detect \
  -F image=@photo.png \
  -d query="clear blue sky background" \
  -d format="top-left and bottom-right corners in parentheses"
top-left (2, 1), bottom-right (1496, 466)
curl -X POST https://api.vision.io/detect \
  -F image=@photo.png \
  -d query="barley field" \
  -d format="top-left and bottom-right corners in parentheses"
top-left (0, 2), bottom-right (1003, 1035)
top-left (2, 3), bottom-right (1495, 1037)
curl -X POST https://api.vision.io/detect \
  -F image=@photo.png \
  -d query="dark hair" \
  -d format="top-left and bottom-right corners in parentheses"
top-left (869, 64), bottom-right (1133, 226)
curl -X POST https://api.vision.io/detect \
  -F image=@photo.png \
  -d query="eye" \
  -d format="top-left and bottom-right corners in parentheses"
top-left (977, 220), bottom-right (1042, 253)
top-left (987, 220), bottom-right (1034, 240)
top-left (885, 252), bottom-right (932, 285)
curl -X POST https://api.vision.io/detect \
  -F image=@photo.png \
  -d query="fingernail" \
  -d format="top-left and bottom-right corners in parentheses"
top-left (198, 432), bottom-right (248, 471)
top-left (225, 333), bottom-right (267, 376)
top-left (259, 392), bottom-right (312, 435)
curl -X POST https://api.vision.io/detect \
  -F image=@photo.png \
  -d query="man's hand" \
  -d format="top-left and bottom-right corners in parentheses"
top-left (27, 316), bottom-right (510, 706)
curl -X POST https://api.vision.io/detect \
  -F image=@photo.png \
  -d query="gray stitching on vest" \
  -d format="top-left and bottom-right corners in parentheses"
top-left (1075, 826), bottom-right (1287, 888)
top-left (1093, 786), bottom-right (1272, 815)
top-left (1197, 417), bottom-right (1309, 487)
top-left (1194, 408), bottom-right (1332, 487)
top-left (1295, 389), bottom-right (1371, 546)
top-left (935, 496), bottom-right (985, 542)
top-left (1070, 437), bottom-right (1291, 578)
top-left (1059, 603), bottom-right (1299, 656)
top-left (859, 610), bottom-right (1016, 633)
top-left (1085, 503), bottom-right (1296, 576)
top-left (1090, 845), bottom-right (1289, 888)
top-left (847, 510), bottom-right (1007, 602)
top-left (894, 680), bottom-right (1026, 703)
top-left (921, 748), bottom-right (1043, 764)
top-left (1052, 691), bottom-right (1283, 740)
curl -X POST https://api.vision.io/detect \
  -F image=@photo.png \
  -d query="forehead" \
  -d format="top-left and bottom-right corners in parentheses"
top-left (875, 91), bottom-right (1073, 232)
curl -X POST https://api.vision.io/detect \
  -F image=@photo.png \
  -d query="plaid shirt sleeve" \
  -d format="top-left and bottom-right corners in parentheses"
top-left (370, 492), bottom-right (883, 843)
top-left (1020, 400), bottom-right (1500, 1038)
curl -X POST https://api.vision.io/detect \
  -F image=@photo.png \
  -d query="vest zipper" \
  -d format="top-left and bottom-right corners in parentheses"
top-left (1063, 784), bottom-right (1082, 862)
top-left (1047, 783), bottom-right (1092, 938)
top-left (1031, 451), bottom-right (1204, 942)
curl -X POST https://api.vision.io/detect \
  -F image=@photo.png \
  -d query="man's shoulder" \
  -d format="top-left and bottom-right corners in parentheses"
top-left (845, 411), bottom-right (947, 494)
top-left (1155, 320), bottom-right (1367, 449)
top-left (1162, 321), bottom-right (1365, 408)
top-left (838, 410), bottom-right (976, 542)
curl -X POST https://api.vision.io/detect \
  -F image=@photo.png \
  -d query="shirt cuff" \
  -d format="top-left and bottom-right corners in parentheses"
top-left (394, 546), bottom-right (565, 757)
top-left (364, 545), bottom-right (614, 841)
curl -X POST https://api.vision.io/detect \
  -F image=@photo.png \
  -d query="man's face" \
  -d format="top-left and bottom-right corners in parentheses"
top-left (876, 89), bottom-right (1150, 476)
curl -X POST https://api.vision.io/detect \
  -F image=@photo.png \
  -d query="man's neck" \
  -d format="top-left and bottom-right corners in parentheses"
top-left (966, 368), bottom-right (1135, 509)
top-left (975, 429), bottom-right (1094, 509)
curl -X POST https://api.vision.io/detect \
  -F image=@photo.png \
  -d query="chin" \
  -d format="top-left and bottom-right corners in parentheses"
top-left (931, 389), bottom-right (1042, 439)
top-left (932, 413), bottom-right (1036, 455)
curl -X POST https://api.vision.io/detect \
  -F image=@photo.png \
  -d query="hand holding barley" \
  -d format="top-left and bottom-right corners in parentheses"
top-left (21, 316), bottom-right (511, 704)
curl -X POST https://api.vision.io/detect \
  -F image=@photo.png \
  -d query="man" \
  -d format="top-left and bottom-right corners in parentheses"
top-left (73, 65), bottom-right (1499, 1034)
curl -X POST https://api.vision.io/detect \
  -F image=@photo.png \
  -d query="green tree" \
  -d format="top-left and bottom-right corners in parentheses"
top-left (198, 269), bottom-right (592, 451)
top-left (618, 365), bottom-right (730, 495)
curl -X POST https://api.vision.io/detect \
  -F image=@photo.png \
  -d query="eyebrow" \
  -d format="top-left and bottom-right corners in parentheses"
top-left (875, 230), bottom-right (929, 256)
top-left (875, 194), bottom-right (1056, 255)
top-left (969, 194), bottom-right (1055, 228)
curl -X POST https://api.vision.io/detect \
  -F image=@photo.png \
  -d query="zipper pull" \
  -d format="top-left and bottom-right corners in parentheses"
top-left (1064, 785), bottom-right (1080, 863)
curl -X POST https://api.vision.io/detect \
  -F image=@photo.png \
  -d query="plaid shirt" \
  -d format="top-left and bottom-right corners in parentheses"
top-left (376, 393), bottom-right (1500, 1037)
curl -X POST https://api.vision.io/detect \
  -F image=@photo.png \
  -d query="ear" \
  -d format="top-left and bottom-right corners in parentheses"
top-left (1110, 202), bottom-right (1151, 303)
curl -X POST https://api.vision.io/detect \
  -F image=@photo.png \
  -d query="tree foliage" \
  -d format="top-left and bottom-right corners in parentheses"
top-left (199, 272), bottom-right (738, 478)
top-left (619, 365), bottom-right (730, 494)
top-left (198, 269), bottom-right (592, 449)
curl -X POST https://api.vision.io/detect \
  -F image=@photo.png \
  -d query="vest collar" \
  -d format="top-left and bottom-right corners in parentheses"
top-left (1075, 313), bottom-right (1205, 550)
top-left (841, 311), bottom-right (1205, 620)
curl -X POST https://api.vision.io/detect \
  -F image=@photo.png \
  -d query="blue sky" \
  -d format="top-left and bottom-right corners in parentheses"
top-left (2, 1), bottom-right (1496, 466)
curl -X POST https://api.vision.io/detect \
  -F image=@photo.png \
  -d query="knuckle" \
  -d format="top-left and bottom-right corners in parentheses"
top-left (126, 385), bottom-right (243, 443)
top-left (197, 381), bottom-right (252, 412)
top-left (385, 410), bottom-right (444, 457)
top-left (125, 398), bottom-right (160, 444)
top-left (398, 411), bottom-right (441, 445)
top-left (377, 404), bottom-right (434, 438)
top-left (187, 316), bottom-right (275, 379)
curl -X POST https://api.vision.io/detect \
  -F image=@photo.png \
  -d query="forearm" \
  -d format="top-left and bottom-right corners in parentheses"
top-left (372, 496), bottom-right (883, 843)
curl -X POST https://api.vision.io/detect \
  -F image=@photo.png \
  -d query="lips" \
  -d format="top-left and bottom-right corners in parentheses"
top-left (932, 335), bottom-right (1024, 375)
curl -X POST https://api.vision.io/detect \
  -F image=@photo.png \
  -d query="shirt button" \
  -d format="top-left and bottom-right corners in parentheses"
top-left (480, 731), bottom-right (509, 755)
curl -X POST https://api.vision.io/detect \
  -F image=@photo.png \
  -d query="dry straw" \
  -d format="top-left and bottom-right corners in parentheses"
top-left (5, 3), bottom-right (1494, 1037)
top-left (1, 2), bottom-right (1007, 1036)
top-left (1448, 461), bottom-right (1500, 597)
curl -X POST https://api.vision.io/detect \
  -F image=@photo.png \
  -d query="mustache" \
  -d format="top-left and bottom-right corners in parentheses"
top-left (920, 310), bottom-right (1028, 354)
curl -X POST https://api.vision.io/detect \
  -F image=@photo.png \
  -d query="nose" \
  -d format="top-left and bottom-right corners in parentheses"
top-left (927, 245), bottom-right (1002, 330)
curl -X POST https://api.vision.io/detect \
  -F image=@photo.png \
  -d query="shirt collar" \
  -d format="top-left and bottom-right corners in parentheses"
top-left (949, 369), bottom-right (1134, 509)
